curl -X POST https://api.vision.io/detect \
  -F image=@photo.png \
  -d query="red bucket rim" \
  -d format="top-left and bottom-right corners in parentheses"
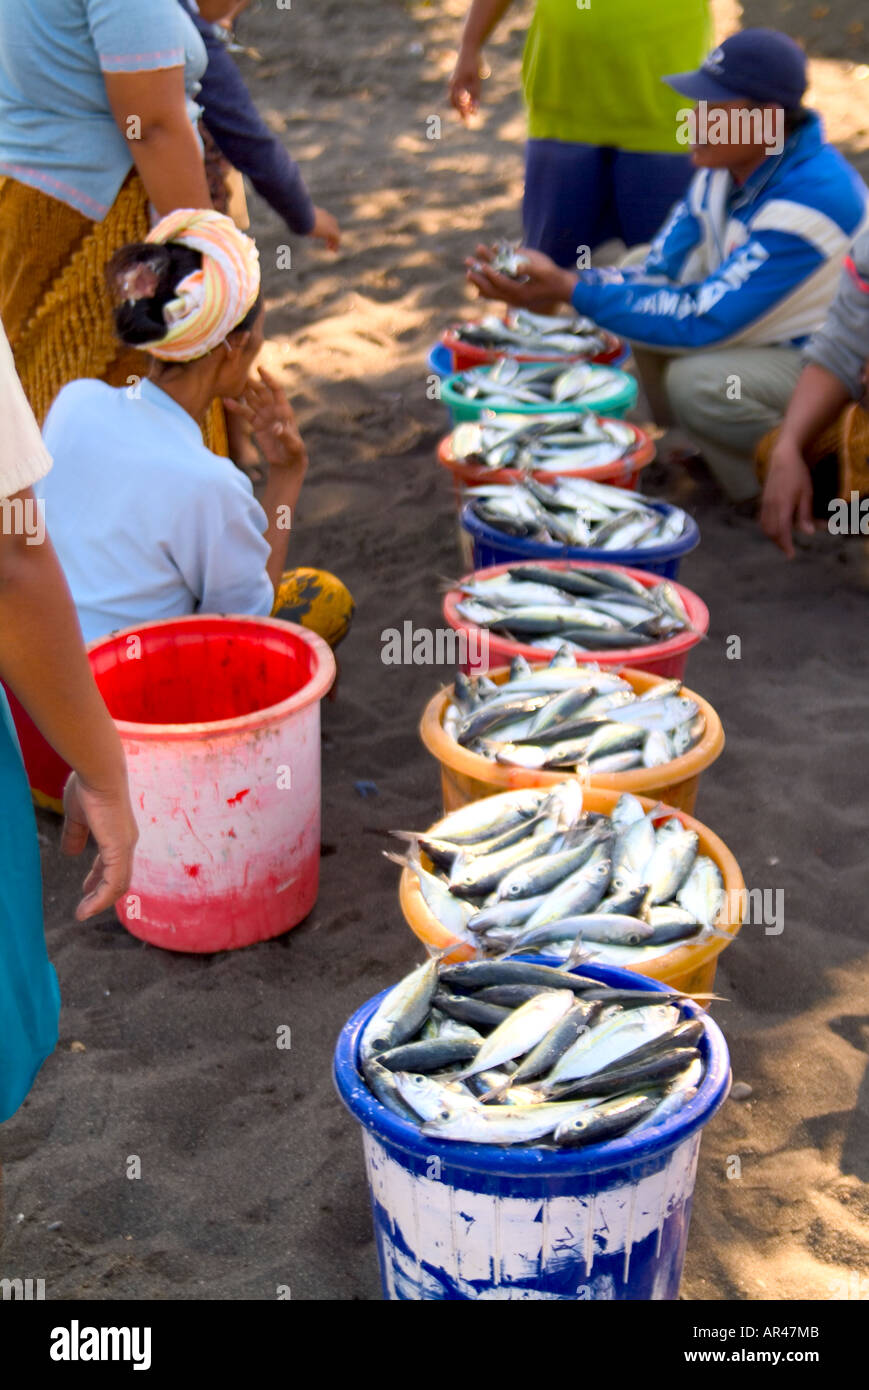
top-left (87, 613), bottom-right (336, 740)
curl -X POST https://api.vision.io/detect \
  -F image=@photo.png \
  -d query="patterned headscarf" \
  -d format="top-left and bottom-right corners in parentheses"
top-left (135, 209), bottom-right (261, 362)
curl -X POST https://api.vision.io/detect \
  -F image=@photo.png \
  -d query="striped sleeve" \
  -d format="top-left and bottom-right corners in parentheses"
top-left (0, 322), bottom-right (51, 501)
top-left (85, 0), bottom-right (186, 73)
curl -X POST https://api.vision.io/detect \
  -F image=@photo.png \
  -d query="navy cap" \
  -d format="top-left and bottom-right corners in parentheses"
top-left (664, 28), bottom-right (808, 108)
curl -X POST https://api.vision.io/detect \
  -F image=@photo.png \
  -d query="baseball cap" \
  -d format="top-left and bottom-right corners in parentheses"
top-left (664, 28), bottom-right (808, 108)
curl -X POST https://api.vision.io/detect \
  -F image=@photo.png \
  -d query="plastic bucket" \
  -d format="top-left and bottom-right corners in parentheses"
top-left (427, 343), bottom-right (454, 380)
top-left (441, 365), bottom-right (638, 427)
top-left (334, 958), bottom-right (731, 1300)
top-left (443, 559), bottom-right (709, 681)
top-left (88, 614), bottom-right (336, 953)
top-left (2, 682), bottom-right (69, 813)
top-left (419, 665), bottom-right (724, 816)
top-left (398, 786), bottom-right (743, 996)
top-left (462, 501), bottom-right (700, 580)
top-left (437, 420), bottom-right (656, 516)
top-left (440, 322), bottom-right (624, 372)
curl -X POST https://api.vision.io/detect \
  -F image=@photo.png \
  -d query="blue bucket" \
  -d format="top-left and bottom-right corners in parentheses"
top-left (460, 500), bottom-right (700, 580)
top-left (427, 343), bottom-right (454, 380)
top-left (334, 960), bottom-right (730, 1301)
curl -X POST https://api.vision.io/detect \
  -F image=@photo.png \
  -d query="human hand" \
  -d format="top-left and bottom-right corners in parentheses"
top-left (225, 367), bottom-right (308, 471)
top-left (449, 46), bottom-right (484, 119)
top-left (465, 243), bottom-right (577, 311)
top-left (309, 206), bottom-right (341, 252)
top-left (62, 771), bottom-right (138, 922)
top-left (760, 437), bottom-right (814, 557)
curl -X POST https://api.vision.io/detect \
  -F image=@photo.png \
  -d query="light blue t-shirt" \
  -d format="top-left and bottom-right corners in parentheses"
top-left (37, 378), bottom-right (275, 642)
top-left (0, 0), bottom-right (207, 219)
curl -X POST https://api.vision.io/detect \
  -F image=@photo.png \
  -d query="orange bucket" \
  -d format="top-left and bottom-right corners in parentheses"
top-left (419, 666), bottom-right (724, 817)
top-left (397, 786), bottom-right (743, 997)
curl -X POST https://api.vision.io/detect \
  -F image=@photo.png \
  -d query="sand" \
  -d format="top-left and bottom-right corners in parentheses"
top-left (1, 0), bottom-right (868, 1300)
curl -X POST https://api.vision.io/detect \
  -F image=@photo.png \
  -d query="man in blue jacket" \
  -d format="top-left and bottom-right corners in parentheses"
top-left (468, 29), bottom-right (868, 505)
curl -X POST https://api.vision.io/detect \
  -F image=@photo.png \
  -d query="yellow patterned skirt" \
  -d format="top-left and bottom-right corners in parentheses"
top-left (272, 568), bottom-right (355, 649)
top-left (0, 172), bottom-right (227, 454)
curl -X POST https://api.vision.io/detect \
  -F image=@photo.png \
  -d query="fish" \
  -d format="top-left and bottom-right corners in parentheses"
top-left (465, 476), bottom-right (688, 553)
top-left (453, 989), bottom-right (576, 1078)
top-left (360, 958), bottom-right (439, 1062)
top-left (451, 308), bottom-right (610, 360)
top-left (450, 564), bottom-right (695, 655)
top-left (420, 1096), bottom-right (601, 1144)
top-left (540, 1004), bottom-right (680, 1088)
top-left (450, 361), bottom-right (630, 410)
top-left (553, 1092), bottom-right (660, 1146)
top-left (389, 783), bottom-right (723, 967)
top-left (358, 956), bottom-right (708, 1147)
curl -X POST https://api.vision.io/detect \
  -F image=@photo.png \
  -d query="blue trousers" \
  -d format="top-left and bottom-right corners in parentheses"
top-left (523, 139), bottom-right (694, 267)
top-left (0, 689), bottom-right (60, 1123)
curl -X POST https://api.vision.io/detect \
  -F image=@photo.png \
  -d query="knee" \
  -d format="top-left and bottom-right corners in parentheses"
top-left (664, 355), bottom-right (733, 432)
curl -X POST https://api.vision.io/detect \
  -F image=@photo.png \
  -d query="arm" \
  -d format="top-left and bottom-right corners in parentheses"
top-left (760, 365), bottom-right (852, 557)
top-left (103, 67), bottom-right (211, 215)
top-left (450, 0), bottom-right (516, 117)
top-left (0, 495), bottom-right (137, 919)
top-left (224, 368), bottom-right (309, 593)
top-left (189, 14), bottom-right (320, 238)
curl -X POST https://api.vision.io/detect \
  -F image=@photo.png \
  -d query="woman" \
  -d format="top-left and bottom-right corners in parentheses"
top-left (0, 320), bottom-right (138, 1125)
top-left (450, 0), bottom-right (711, 266)
top-left (0, 0), bottom-right (236, 448)
top-left (36, 209), bottom-right (354, 648)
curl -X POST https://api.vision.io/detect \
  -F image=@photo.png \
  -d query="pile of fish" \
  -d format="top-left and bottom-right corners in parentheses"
top-left (467, 476), bottom-right (687, 552)
top-left (453, 564), bottom-right (694, 653)
top-left (387, 781), bottom-right (727, 968)
top-left (449, 413), bottom-right (637, 474)
top-left (448, 359), bottom-right (629, 411)
top-left (442, 654), bottom-right (705, 774)
top-left (450, 307), bottom-right (611, 361)
top-left (359, 953), bottom-right (707, 1146)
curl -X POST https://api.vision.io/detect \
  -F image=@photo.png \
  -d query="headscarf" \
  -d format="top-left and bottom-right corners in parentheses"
top-left (132, 209), bottom-right (261, 362)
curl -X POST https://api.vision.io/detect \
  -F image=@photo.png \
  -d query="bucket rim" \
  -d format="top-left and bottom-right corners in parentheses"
top-left (87, 614), bottom-right (336, 740)
top-left (459, 499), bottom-right (700, 565)
top-left (334, 959), bottom-right (731, 1178)
top-left (440, 364), bottom-right (638, 417)
top-left (439, 321), bottom-right (624, 367)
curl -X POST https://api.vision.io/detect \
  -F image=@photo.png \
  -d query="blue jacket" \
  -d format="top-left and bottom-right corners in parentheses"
top-left (180, 0), bottom-right (315, 236)
top-left (571, 112), bottom-right (868, 351)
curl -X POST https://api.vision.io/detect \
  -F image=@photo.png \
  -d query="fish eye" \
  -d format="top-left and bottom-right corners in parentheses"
top-left (438, 1108), bottom-right (450, 1120)
top-left (372, 1037), bottom-right (388, 1051)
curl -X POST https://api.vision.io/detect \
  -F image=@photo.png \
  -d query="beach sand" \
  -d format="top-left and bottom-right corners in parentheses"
top-left (1, 0), bottom-right (868, 1300)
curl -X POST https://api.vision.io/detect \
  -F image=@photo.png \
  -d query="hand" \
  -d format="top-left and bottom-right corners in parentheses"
top-left (450, 46), bottom-right (484, 120)
top-left (309, 206), bottom-right (341, 252)
top-left (465, 243), bottom-right (578, 311)
top-left (62, 771), bottom-right (138, 922)
top-left (760, 437), bottom-right (815, 557)
top-left (224, 367), bottom-right (308, 471)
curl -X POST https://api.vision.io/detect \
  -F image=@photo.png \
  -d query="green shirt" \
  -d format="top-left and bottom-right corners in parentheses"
top-left (522, 0), bottom-right (712, 153)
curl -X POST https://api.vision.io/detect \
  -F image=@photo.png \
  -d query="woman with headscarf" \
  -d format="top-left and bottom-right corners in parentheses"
top-left (0, 0), bottom-right (238, 450)
top-left (35, 210), bottom-right (354, 648)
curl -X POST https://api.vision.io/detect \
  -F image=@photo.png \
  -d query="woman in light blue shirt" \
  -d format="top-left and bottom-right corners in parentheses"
top-left (0, 0), bottom-right (237, 446)
top-left (37, 210), bottom-right (354, 649)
